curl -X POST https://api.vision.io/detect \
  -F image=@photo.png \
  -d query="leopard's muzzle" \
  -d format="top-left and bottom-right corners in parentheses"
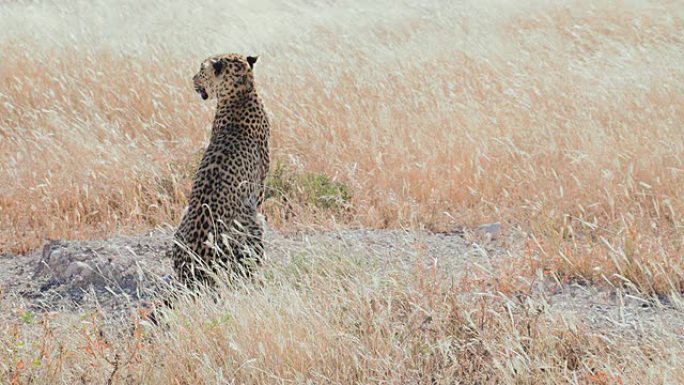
top-left (195, 86), bottom-right (209, 100)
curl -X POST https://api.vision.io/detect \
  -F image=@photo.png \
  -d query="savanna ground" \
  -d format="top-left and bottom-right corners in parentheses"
top-left (1, 0), bottom-right (683, 383)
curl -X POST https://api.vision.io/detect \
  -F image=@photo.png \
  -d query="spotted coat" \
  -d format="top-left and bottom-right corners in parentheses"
top-left (171, 53), bottom-right (269, 287)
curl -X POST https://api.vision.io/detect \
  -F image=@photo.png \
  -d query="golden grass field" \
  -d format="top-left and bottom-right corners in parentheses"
top-left (1, 0), bottom-right (683, 383)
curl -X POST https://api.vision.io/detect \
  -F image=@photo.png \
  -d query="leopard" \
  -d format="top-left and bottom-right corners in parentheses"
top-left (170, 53), bottom-right (269, 288)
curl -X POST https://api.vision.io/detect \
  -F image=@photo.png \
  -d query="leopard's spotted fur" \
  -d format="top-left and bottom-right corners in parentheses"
top-left (171, 53), bottom-right (269, 287)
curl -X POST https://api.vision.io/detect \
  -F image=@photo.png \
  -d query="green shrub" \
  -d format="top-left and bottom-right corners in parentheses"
top-left (265, 161), bottom-right (352, 213)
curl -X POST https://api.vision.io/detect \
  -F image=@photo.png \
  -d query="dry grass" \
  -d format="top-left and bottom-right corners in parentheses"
top-left (2, 250), bottom-right (683, 384)
top-left (1, 0), bottom-right (683, 382)
top-left (2, 0), bottom-right (682, 294)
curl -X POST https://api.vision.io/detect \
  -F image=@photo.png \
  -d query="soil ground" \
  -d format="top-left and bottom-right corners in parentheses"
top-left (1, 228), bottom-right (682, 338)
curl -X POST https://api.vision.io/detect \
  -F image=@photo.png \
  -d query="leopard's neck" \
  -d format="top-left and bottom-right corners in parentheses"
top-left (210, 92), bottom-right (268, 138)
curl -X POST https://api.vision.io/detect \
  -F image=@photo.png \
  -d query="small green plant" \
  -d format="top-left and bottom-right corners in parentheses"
top-left (20, 310), bottom-right (35, 325)
top-left (300, 171), bottom-right (352, 210)
top-left (265, 161), bottom-right (352, 214)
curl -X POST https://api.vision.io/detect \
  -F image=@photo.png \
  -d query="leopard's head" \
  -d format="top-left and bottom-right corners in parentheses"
top-left (192, 53), bottom-right (258, 101)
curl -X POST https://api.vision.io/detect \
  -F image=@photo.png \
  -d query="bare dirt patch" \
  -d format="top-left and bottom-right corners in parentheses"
top-left (1, 229), bottom-right (682, 337)
top-left (0, 228), bottom-right (496, 313)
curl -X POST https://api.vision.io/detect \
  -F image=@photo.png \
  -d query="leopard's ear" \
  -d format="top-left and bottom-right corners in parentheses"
top-left (212, 59), bottom-right (224, 76)
top-left (246, 56), bottom-right (258, 70)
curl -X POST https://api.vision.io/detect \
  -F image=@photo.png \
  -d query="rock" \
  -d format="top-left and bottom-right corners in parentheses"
top-left (64, 261), bottom-right (93, 280)
top-left (477, 222), bottom-right (502, 239)
top-left (39, 277), bottom-right (62, 292)
top-left (32, 235), bottom-right (172, 295)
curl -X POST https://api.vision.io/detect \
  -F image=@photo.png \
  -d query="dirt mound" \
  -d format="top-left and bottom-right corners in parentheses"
top-left (0, 232), bottom-right (174, 313)
top-left (2, 228), bottom-right (680, 337)
top-left (0, 229), bottom-right (489, 313)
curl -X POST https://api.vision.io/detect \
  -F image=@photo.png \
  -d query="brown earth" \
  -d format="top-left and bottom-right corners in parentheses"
top-left (1, 228), bottom-right (682, 337)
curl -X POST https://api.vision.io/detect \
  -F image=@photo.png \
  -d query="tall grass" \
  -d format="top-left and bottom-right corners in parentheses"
top-left (2, 0), bottom-right (682, 295)
top-left (1, 0), bottom-right (684, 382)
top-left (3, 248), bottom-right (683, 384)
